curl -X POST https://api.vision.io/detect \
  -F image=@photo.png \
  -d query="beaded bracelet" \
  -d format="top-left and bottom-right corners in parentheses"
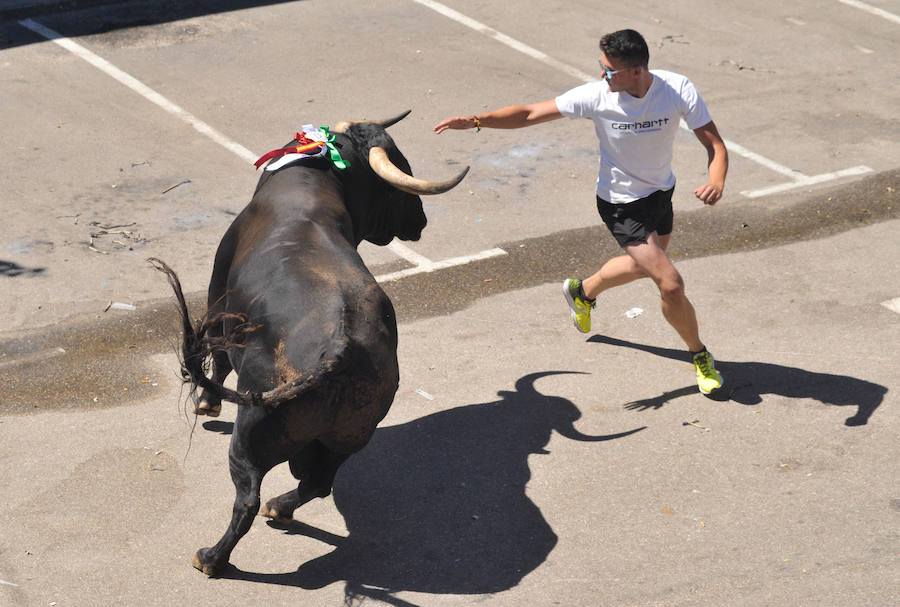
top-left (472, 115), bottom-right (481, 131)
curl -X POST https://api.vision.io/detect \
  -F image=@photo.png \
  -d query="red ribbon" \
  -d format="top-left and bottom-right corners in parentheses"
top-left (253, 133), bottom-right (326, 169)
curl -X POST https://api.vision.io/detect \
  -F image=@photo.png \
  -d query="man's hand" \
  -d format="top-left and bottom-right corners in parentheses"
top-left (433, 116), bottom-right (477, 134)
top-left (694, 183), bottom-right (723, 205)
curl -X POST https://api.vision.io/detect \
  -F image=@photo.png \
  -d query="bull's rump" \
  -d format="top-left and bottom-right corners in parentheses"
top-left (218, 218), bottom-right (400, 445)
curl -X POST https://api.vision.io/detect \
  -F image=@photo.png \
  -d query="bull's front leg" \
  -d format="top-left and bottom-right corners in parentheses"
top-left (193, 450), bottom-right (263, 576)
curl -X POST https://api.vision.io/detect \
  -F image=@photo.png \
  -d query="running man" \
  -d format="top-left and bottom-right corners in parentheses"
top-left (434, 29), bottom-right (728, 394)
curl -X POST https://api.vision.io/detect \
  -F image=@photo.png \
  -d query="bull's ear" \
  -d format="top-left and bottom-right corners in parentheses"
top-left (369, 147), bottom-right (469, 196)
top-left (333, 110), bottom-right (412, 133)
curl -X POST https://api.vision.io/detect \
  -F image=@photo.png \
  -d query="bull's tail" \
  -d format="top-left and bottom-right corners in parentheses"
top-left (148, 258), bottom-right (348, 409)
top-left (148, 257), bottom-right (243, 404)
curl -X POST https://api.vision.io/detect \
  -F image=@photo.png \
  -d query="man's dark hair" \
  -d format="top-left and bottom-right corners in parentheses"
top-left (600, 29), bottom-right (650, 68)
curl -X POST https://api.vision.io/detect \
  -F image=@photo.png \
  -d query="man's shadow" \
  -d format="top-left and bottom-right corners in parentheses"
top-left (589, 335), bottom-right (887, 426)
top-left (219, 371), bottom-right (645, 605)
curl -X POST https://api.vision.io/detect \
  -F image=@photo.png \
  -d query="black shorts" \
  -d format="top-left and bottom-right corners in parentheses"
top-left (596, 187), bottom-right (675, 247)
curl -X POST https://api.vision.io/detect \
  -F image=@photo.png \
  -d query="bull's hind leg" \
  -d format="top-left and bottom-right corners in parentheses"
top-left (261, 440), bottom-right (349, 523)
top-left (194, 348), bottom-right (232, 417)
top-left (193, 449), bottom-right (264, 576)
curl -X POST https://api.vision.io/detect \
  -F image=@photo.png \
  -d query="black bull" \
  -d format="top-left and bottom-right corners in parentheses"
top-left (151, 112), bottom-right (468, 576)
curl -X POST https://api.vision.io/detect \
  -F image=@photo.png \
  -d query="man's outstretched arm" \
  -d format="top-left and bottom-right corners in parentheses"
top-left (434, 99), bottom-right (563, 134)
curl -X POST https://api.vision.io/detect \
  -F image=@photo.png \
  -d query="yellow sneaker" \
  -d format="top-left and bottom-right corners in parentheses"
top-left (563, 278), bottom-right (595, 333)
top-left (693, 349), bottom-right (724, 394)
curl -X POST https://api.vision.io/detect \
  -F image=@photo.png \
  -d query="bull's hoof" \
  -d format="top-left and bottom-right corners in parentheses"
top-left (260, 500), bottom-right (294, 525)
top-left (192, 548), bottom-right (224, 577)
top-left (193, 400), bottom-right (222, 417)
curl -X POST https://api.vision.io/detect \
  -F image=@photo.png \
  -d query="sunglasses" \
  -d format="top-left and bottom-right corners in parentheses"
top-left (598, 59), bottom-right (631, 79)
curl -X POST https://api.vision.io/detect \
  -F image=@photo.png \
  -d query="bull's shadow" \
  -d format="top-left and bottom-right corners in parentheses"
top-left (589, 335), bottom-right (887, 426)
top-left (0, 260), bottom-right (44, 277)
top-left (201, 420), bottom-right (234, 435)
top-left (224, 371), bottom-right (645, 604)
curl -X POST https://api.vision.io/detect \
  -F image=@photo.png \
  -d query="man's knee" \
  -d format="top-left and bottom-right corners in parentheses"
top-left (657, 274), bottom-right (686, 301)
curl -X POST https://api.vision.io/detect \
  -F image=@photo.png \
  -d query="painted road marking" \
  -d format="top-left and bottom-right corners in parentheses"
top-left (19, 19), bottom-right (258, 164)
top-left (413, 0), bottom-right (875, 197)
top-left (881, 297), bottom-right (900, 315)
top-left (740, 165), bottom-right (874, 198)
top-left (18, 17), bottom-right (505, 283)
top-left (411, 0), bottom-right (596, 84)
top-left (387, 241), bottom-right (435, 268)
top-left (838, 0), bottom-right (900, 25)
top-left (379, 243), bottom-right (507, 282)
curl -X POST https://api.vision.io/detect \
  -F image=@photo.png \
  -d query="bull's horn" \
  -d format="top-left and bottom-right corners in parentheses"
top-left (333, 110), bottom-right (412, 133)
top-left (378, 110), bottom-right (412, 128)
top-left (369, 146), bottom-right (469, 195)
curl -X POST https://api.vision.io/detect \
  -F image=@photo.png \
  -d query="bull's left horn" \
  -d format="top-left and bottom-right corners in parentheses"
top-left (369, 147), bottom-right (469, 196)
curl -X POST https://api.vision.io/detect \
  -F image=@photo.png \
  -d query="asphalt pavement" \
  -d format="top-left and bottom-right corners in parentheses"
top-left (1, 216), bottom-right (898, 607)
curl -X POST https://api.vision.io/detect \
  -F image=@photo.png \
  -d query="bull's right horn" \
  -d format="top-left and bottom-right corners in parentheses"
top-left (333, 110), bottom-right (412, 134)
top-left (369, 147), bottom-right (469, 196)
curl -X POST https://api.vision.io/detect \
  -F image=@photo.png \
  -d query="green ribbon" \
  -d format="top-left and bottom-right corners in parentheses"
top-left (319, 126), bottom-right (349, 170)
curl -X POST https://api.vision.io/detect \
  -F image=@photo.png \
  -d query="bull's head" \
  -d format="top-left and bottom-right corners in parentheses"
top-left (332, 111), bottom-right (468, 246)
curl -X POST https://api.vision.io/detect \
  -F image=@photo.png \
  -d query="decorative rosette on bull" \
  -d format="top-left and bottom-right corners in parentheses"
top-left (254, 125), bottom-right (337, 171)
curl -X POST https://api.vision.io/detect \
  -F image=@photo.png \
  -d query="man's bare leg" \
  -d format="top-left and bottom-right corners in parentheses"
top-left (582, 233), bottom-right (705, 352)
top-left (581, 253), bottom-right (646, 297)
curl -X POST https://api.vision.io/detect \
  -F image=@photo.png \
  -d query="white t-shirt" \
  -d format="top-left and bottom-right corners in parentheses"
top-left (555, 70), bottom-right (712, 203)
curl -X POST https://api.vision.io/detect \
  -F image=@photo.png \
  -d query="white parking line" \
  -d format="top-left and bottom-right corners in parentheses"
top-left (411, 0), bottom-right (596, 84)
top-left (740, 165), bottom-right (874, 198)
top-left (838, 0), bottom-right (900, 25)
top-left (881, 297), bottom-right (900, 315)
top-left (387, 241), bottom-right (435, 268)
top-left (722, 134), bottom-right (872, 197)
top-left (19, 17), bottom-right (506, 282)
top-left (19, 18), bottom-right (258, 164)
top-left (377, 246), bottom-right (507, 283)
top-left (413, 0), bottom-right (875, 198)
